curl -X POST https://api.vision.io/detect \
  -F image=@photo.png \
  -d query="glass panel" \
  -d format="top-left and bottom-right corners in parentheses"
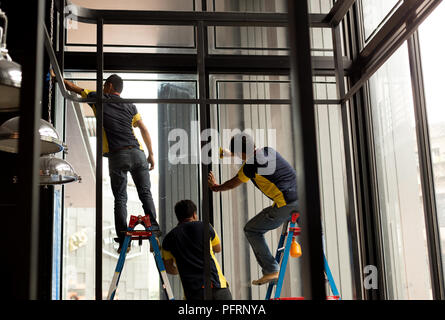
top-left (208, 26), bottom-right (288, 55)
top-left (307, 0), bottom-right (335, 14)
top-left (66, 23), bottom-right (196, 54)
top-left (209, 0), bottom-right (286, 12)
top-left (368, 43), bottom-right (432, 299)
top-left (212, 103), bottom-right (301, 300)
top-left (209, 74), bottom-right (352, 299)
top-left (361, 0), bottom-right (402, 42)
top-left (70, 0), bottom-right (197, 11)
top-left (208, 25), bottom-right (332, 56)
top-left (315, 104), bottom-right (355, 299)
top-left (209, 0), bottom-right (335, 13)
top-left (210, 74), bottom-right (290, 100)
top-left (313, 78), bottom-right (355, 299)
top-left (61, 73), bottom-right (198, 300)
top-left (419, 2), bottom-right (445, 283)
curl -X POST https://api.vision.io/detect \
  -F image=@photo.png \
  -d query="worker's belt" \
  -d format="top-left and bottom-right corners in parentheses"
top-left (110, 145), bottom-right (135, 153)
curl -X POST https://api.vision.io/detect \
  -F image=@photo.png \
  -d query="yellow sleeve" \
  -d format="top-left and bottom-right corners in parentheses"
top-left (132, 113), bottom-right (142, 127)
top-left (81, 89), bottom-right (96, 113)
top-left (211, 231), bottom-right (221, 247)
top-left (237, 163), bottom-right (250, 183)
top-left (81, 89), bottom-right (94, 99)
top-left (161, 248), bottom-right (174, 260)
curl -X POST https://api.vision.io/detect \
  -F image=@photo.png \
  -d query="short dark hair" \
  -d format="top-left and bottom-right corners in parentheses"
top-left (105, 74), bottom-right (123, 93)
top-left (230, 132), bottom-right (255, 155)
top-left (174, 200), bottom-right (197, 222)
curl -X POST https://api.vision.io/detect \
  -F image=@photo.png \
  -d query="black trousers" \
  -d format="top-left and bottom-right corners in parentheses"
top-left (185, 287), bottom-right (233, 300)
top-left (108, 148), bottom-right (159, 243)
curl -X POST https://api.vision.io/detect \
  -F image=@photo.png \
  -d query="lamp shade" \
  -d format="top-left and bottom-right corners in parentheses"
top-left (0, 116), bottom-right (65, 154)
top-left (39, 155), bottom-right (81, 185)
top-left (0, 58), bottom-right (21, 111)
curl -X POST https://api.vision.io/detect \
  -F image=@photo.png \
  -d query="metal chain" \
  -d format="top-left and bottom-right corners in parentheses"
top-left (48, 0), bottom-right (54, 124)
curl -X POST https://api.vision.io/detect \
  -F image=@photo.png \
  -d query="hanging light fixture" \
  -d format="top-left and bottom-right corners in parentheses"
top-left (0, 9), bottom-right (22, 111)
top-left (39, 155), bottom-right (81, 185)
top-left (0, 116), bottom-right (65, 154)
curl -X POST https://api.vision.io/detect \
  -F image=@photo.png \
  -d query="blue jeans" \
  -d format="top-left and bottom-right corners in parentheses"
top-left (244, 200), bottom-right (299, 275)
top-left (108, 148), bottom-right (159, 243)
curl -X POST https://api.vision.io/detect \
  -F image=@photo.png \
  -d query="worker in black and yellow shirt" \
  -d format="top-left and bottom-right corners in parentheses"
top-left (53, 72), bottom-right (161, 253)
top-left (161, 200), bottom-right (232, 300)
top-left (208, 133), bottom-right (299, 286)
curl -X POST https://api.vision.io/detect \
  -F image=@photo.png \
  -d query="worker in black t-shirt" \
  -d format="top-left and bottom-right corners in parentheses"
top-left (161, 200), bottom-right (232, 300)
top-left (208, 133), bottom-right (299, 286)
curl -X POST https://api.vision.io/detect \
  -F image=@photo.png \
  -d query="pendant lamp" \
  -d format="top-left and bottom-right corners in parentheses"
top-left (0, 116), bottom-right (65, 154)
top-left (0, 9), bottom-right (22, 111)
top-left (39, 155), bottom-right (81, 185)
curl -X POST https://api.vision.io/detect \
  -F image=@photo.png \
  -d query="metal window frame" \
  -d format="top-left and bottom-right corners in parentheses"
top-left (43, 0), bottom-right (445, 301)
top-left (48, 0), bottom-right (359, 301)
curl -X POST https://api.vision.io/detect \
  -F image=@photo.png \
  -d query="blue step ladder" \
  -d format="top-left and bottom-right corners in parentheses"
top-left (107, 215), bottom-right (174, 300)
top-left (265, 212), bottom-right (340, 300)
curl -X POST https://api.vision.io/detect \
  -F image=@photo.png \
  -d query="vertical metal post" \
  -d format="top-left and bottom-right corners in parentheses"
top-left (197, 20), bottom-right (212, 300)
top-left (16, 0), bottom-right (46, 299)
top-left (407, 33), bottom-right (445, 300)
top-left (287, 0), bottom-right (326, 300)
top-left (95, 18), bottom-right (104, 301)
top-left (57, 0), bottom-right (65, 71)
top-left (332, 23), bottom-right (363, 299)
top-left (57, 0), bottom-right (66, 298)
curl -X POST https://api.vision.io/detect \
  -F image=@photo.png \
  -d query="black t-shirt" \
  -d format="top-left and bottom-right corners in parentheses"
top-left (81, 89), bottom-right (142, 155)
top-left (237, 147), bottom-right (297, 207)
top-left (161, 221), bottom-right (228, 297)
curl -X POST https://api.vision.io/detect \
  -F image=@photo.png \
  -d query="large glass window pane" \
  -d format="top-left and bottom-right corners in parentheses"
top-left (62, 73), bottom-right (198, 300)
top-left (361, 0), bottom-right (402, 42)
top-left (368, 43), bottom-right (432, 299)
top-left (66, 24), bottom-right (196, 54)
top-left (209, 74), bottom-right (354, 299)
top-left (418, 1), bottom-right (445, 283)
top-left (71, 0), bottom-right (197, 11)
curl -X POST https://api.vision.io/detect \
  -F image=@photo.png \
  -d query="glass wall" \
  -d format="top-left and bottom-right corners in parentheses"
top-left (418, 1), bottom-right (445, 283)
top-left (313, 77), bottom-right (355, 300)
top-left (61, 73), bottom-right (199, 299)
top-left (360, 0), bottom-right (402, 42)
top-left (209, 74), bottom-right (356, 299)
top-left (367, 44), bottom-right (432, 299)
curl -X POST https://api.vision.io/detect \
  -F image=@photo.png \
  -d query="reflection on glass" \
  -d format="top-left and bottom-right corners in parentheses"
top-left (209, 74), bottom-right (352, 299)
top-left (210, 0), bottom-right (287, 13)
top-left (210, 75), bottom-right (290, 100)
top-left (67, 23), bottom-right (196, 54)
top-left (361, 0), bottom-right (401, 41)
top-left (313, 77), bottom-right (354, 299)
top-left (212, 103), bottom-right (300, 300)
top-left (70, 0), bottom-right (196, 11)
top-left (419, 1), bottom-right (445, 283)
top-left (368, 43), bottom-right (432, 299)
top-left (208, 26), bottom-right (288, 56)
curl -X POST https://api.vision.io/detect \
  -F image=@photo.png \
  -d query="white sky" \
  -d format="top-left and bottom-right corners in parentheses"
top-left (419, 2), bottom-right (445, 124)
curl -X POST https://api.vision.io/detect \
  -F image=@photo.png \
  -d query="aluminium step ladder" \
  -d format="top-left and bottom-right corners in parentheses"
top-left (107, 215), bottom-right (174, 300)
top-left (265, 212), bottom-right (340, 300)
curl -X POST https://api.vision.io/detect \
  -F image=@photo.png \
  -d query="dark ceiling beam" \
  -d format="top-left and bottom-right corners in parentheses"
top-left (345, 0), bottom-right (443, 102)
top-left (63, 52), bottom-right (351, 76)
top-left (59, 1), bottom-right (330, 27)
